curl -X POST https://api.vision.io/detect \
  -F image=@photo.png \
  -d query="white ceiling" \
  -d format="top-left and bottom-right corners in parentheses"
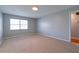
top-left (0, 5), bottom-right (75, 18)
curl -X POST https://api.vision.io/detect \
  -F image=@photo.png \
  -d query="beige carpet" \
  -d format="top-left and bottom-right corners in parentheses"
top-left (0, 35), bottom-right (79, 53)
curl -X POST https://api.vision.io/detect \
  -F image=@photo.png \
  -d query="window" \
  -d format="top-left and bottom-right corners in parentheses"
top-left (10, 19), bottom-right (28, 30)
top-left (20, 20), bottom-right (28, 29)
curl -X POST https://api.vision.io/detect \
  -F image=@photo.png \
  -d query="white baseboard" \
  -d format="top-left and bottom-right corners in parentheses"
top-left (5, 33), bottom-right (37, 40)
top-left (39, 34), bottom-right (70, 42)
top-left (6, 36), bottom-right (17, 39)
top-left (6, 33), bottom-right (70, 43)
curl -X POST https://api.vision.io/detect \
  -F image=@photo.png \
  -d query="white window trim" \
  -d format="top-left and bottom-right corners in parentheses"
top-left (10, 18), bottom-right (28, 30)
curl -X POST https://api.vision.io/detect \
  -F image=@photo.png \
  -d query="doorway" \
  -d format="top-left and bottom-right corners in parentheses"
top-left (71, 11), bottom-right (79, 45)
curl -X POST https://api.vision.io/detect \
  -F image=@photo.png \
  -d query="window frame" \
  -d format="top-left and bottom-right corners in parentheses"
top-left (10, 18), bottom-right (28, 30)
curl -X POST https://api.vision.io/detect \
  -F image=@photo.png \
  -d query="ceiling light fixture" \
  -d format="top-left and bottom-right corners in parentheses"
top-left (32, 6), bottom-right (38, 11)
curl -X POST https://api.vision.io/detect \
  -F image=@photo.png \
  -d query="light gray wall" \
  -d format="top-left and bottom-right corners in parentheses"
top-left (0, 10), bottom-right (3, 43)
top-left (37, 10), bottom-right (70, 42)
top-left (3, 14), bottom-right (37, 39)
top-left (37, 6), bottom-right (79, 42)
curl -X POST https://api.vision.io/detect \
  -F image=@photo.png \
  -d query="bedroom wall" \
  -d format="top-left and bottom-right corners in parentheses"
top-left (37, 6), bottom-right (79, 42)
top-left (3, 14), bottom-right (37, 39)
top-left (0, 10), bottom-right (3, 44)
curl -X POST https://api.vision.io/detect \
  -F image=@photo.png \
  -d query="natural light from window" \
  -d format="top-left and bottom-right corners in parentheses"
top-left (10, 19), bottom-right (28, 30)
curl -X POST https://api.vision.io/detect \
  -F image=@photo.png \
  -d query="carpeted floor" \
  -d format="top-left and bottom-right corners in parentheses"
top-left (0, 35), bottom-right (79, 53)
